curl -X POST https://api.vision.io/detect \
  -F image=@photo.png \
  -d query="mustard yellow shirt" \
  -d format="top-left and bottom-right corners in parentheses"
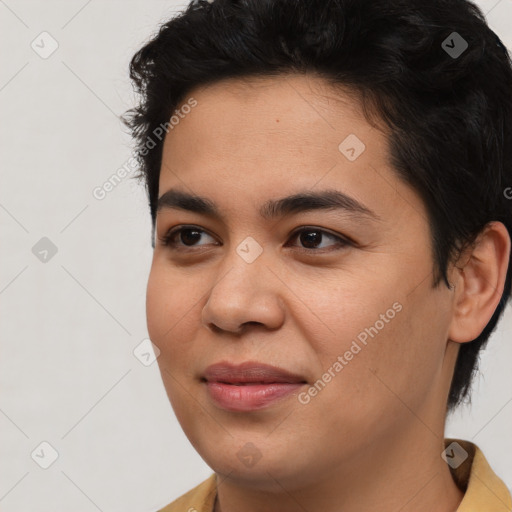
top-left (157, 438), bottom-right (511, 512)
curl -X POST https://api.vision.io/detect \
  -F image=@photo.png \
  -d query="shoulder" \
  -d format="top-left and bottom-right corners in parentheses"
top-left (156, 474), bottom-right (217, 512)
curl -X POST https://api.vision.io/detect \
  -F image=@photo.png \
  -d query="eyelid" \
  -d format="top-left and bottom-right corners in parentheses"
top-left (287, 225), bottom-right (354, 245)
top-left (158, 224), bottom-right (218, 247)
top-left (158, 224), bottom-right (353, 251)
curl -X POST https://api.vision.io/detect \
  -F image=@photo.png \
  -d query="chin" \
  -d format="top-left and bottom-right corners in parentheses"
top-left (192, 434), bottom-right (317, 491)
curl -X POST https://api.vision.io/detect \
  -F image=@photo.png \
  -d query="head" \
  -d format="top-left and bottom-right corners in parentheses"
top-left (125, 0), bottom-right (512, 485)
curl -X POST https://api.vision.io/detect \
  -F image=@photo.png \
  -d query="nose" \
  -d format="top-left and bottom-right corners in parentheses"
top-left (201, 253), bottom-right (286, 335)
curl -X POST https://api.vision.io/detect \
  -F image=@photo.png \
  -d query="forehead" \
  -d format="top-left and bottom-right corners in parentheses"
top-left (169, 73), bottom-right (369, 143)
top-left (158, 73), bottom-right (427, 227)
top-left (162, 74), bottom-right (383, 176)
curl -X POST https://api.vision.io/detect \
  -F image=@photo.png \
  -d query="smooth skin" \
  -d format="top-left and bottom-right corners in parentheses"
top-left (146, 73), bottom-right (510, 512)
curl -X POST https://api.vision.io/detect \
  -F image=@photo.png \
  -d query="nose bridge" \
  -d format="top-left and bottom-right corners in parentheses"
top-left (215, 233), bottom-right (268, 291)
top-left (201, 239), bottom-right (285, 333)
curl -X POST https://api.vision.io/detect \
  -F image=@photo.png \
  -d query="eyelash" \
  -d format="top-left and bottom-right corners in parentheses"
top-left (158, 225), bottom-right (352, 254)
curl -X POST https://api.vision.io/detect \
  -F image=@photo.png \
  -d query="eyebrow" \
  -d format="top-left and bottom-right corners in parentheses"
top-left (156, 188), bottom-right (381, 222)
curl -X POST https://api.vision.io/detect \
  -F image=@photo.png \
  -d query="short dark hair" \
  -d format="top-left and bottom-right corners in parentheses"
top-left (124, 0), bottom-right (512, 413)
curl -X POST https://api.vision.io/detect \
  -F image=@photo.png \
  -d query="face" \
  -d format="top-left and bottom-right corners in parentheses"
top-left (146, 74), bottom-right (458, 490)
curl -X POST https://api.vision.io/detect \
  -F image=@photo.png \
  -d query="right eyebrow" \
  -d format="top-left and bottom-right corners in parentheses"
top-left (156, 188), bottom-right (381, 222)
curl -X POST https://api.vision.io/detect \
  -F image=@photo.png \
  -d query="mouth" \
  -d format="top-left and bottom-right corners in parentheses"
top-left (202, 361), bottom-right (307, 384)
top-left (201, 361), bottom-right (307, 411)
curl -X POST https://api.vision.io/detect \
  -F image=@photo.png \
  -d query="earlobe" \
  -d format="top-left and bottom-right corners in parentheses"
top-left (448, 221), bottom-right (511, 344)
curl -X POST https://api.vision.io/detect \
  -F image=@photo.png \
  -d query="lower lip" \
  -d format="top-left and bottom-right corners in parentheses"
top-left (205, 382), bottom-right (304, 411)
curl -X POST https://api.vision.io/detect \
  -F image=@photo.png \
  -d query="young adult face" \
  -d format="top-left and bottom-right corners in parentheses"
top-left (146, 73), bottom-right (466, 497)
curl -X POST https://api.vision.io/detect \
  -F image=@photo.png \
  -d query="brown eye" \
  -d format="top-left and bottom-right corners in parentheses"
top-left (287, 227), bottom-right (351, 252)
top-left (158, 225), bottom-right (351, 254)
top-left (159, 226), bottom-right (217, 248)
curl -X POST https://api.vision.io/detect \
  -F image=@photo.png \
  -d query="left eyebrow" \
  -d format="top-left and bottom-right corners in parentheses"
top-left (156, 188), bottom-right (381, 222)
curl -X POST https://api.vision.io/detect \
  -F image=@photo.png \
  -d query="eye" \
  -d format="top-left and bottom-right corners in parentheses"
top-left (158, 225), bottom-right (217, 249)
top-left (286, 227), bottom-right (351, 253)
top-left (158, 225), bottom-right (351, 253)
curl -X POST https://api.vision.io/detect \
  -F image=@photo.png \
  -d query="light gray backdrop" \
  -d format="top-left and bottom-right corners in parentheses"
top-left (1, 1), bottom-right (511, 510)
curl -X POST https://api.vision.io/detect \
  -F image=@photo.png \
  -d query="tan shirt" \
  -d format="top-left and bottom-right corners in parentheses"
top-left (157, 438), bottom-right (512, 512)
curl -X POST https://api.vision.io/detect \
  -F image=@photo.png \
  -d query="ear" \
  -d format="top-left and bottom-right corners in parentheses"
top-left (448, 221), bottom-right (511, 344)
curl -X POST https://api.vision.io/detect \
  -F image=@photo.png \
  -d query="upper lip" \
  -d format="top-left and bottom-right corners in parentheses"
top-left (202, 361), bottom-right (307, 384)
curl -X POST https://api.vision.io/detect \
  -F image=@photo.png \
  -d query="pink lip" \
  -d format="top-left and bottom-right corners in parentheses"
top-left (202, 361), bottom-right (307, 411)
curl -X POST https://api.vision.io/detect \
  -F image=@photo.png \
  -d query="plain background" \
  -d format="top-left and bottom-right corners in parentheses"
top-left (1, 1), bottom-right (511, 510)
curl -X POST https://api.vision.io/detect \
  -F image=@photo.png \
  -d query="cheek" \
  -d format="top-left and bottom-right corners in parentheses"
top-left (296, 274), bottom-right (400, 357)
top-left (145, 269), bottom-right (169, 342)
top-left (341, 288), bottom-right (450, 415)
top-left (146, 259), bottom-right (193, 325)
top-left (306, 277), bottom-right (447, 414)
top-left (146, 268), bottom-right (201, 408)
top-left (145, 265), bottom-right (198, 355)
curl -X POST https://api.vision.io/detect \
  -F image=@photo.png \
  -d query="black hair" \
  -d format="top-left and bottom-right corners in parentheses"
top-left (123, 0), bottom-right (512, 413)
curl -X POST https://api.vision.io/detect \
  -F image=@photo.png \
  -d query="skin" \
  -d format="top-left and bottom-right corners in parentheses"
top-left (146, 73), bottom-right (510, 512)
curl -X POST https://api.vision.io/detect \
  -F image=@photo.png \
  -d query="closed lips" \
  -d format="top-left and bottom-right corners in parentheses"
top-left (202, 362), bottom-right (307, 385)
